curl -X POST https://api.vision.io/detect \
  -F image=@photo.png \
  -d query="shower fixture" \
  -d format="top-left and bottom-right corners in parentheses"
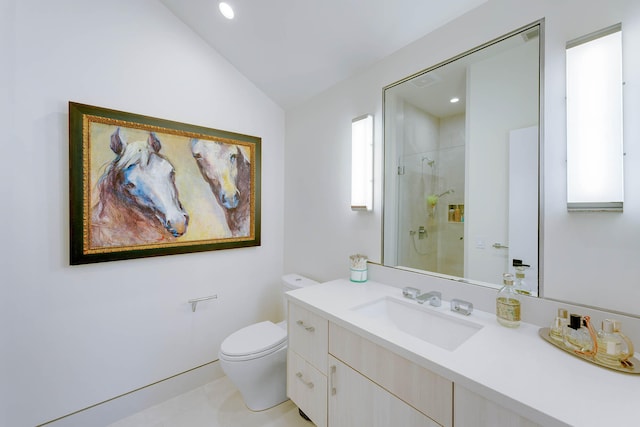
top-left (438, 189), bottom-right (454, 197)
top-left (409, 226), bottom-right (427, 240)
top-left (422, 156), bottom-right (435, 167)
top-left (409, 227), bottom-right (430, 255)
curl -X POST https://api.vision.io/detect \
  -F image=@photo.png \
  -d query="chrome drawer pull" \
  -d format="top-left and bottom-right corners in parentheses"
top-left (295, 372), bottom-right (314, 389)
top-left (296, 320), bottom-right (315, 332)
top-left (330, 365), bottom-right (337, 395)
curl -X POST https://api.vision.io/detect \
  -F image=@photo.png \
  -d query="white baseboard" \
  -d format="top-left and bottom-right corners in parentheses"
top-left (40, 361), bottom-right (223, 427)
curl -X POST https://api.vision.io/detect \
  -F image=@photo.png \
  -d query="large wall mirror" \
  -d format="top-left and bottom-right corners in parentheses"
top-left (383, 22), bottom-right (542, 294)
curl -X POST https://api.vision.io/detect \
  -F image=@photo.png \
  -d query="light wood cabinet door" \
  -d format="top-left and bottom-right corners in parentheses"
top-left (329, 322), bottom-right (453, 426)
top-left (454, 384), bottom-right (543, 427)
top-left (328, 356), bottom-right (439, 427)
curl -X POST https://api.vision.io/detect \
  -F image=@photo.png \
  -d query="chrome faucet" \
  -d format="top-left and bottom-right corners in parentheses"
top-left (416, 291), bottom-right (442, 307)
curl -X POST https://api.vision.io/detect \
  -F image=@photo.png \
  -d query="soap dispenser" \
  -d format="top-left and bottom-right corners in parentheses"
top-left (496, 273), bottom-right (520, 328)
top-left (596, 319), bottom-right (635, 368)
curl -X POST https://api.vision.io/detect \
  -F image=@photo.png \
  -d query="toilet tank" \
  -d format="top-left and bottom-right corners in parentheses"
top-left (282, 273), bottom-right (318, 319)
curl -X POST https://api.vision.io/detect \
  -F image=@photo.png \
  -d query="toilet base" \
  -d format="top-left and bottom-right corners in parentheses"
top-left (219, 345), bottom-right (288, 412)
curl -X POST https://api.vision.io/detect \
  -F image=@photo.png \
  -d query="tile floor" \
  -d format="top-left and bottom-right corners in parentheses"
top-left (108, 376), bottom-right (312, 427)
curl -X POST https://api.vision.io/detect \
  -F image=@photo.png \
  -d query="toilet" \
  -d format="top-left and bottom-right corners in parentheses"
top-left (219, 273), bottom-right (318, 411)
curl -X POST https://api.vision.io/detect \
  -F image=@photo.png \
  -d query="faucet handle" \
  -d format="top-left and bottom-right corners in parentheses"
top-left (450, 299), bottom-right (473, 316)
top-left (402, 287), bottom-right (421, 299)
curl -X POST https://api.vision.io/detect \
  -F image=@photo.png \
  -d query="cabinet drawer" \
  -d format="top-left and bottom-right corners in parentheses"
top-left (329, 322), bottom-right (453, 427)
top-left (288, 302), bottom-right (328, 374)
top-left (287, 351), bottom-right (327, 427)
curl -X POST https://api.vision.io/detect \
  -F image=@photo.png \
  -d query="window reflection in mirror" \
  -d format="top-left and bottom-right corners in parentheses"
top-left (383, 23), bottom-right (541, 295)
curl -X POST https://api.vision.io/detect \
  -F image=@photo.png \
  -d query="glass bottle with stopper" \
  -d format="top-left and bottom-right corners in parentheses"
top-left (596, 319), bottom-right (635, 368)
top-left (496, 273), bottom-right (520, 328)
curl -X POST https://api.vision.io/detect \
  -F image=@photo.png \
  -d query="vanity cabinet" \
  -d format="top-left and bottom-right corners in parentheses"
top-left (287, 302), bottom-right (328, 427)
top-left (287, 300), bottom-right (542, 427)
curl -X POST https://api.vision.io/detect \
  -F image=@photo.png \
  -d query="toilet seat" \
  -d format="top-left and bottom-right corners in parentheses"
top-left (220, 321), bottom-right (287, 362)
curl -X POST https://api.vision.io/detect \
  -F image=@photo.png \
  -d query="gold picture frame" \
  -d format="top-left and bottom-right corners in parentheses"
top-left (69, 102), bottom-right (261, 265)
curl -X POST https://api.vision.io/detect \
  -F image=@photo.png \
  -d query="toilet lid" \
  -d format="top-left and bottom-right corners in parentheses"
top-left (220, 321), bottom-right (287, 357)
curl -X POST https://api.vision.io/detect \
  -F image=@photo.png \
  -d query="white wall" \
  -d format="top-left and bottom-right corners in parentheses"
top-left (285, 0), bottom-right (640, 315)
top-left (1, 1), bottom-right (285, 425)
top-left (284, 80), bottom-right (383, 281)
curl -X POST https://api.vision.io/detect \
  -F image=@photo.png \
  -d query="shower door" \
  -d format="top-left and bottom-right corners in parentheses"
top-left (397, 134), bottom-right (465, 276)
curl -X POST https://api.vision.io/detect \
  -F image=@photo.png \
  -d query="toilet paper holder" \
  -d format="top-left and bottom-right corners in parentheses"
top-left (188, 294), bottom-right (218, 312)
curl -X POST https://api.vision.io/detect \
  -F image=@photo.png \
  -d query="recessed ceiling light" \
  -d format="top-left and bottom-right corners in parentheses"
top-left (219, 2), bottom-right (234, 20)
top-left (450, 97), bottom-right (460, 103)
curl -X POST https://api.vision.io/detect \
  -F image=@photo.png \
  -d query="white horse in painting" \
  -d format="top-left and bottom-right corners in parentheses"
top-left (191, 139), bottom-right (251, 237)
top-left (91, 128), bottom-right (189, 247)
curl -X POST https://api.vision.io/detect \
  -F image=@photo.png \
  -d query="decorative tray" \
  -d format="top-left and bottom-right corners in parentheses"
top-left (538, 327), bottom-right (640, 374)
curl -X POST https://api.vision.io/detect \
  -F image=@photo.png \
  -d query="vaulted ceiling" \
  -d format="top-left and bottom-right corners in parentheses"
top-left (160, 0), bottom-right (487, 110)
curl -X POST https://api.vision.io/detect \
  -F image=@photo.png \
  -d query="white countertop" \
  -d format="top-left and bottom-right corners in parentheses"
top-left (286, 279), bottom-right (639, 427)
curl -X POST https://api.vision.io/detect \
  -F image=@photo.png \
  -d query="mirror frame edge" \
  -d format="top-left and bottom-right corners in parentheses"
top-left (380, 18), bottom-right (547, 295)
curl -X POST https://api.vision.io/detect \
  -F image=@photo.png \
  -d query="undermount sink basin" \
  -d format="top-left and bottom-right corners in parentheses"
top-left (351, 296), bottom-right (483, 351)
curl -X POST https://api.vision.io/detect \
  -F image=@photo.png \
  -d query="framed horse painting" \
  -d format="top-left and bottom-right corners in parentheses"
top-left (69, 102), bottom-right (261, 265)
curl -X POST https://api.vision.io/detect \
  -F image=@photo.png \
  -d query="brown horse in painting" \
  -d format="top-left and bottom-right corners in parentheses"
top-left (191, 138), bottom-right (251, 237)
top-left (90, 128), bottom-right (189, 247)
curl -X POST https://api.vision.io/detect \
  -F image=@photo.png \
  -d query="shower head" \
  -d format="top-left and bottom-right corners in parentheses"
top-left (422, 156), bottom-right (435, 167)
